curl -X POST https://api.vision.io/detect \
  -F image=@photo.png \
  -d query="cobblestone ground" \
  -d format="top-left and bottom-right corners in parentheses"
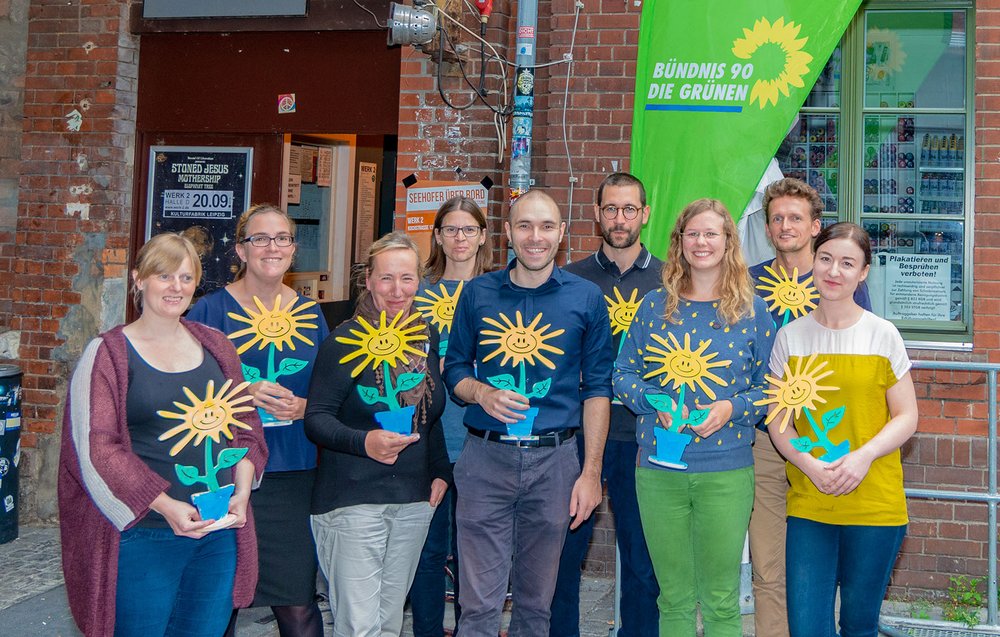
top-left (0, 526), bottom-right (63, 611)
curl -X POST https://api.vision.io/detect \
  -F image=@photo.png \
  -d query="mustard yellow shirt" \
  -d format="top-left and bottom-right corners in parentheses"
top-left (769, 312), bottom-right (911, 526)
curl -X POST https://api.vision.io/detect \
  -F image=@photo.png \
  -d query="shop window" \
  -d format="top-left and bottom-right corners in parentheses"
top-left (776, 3), bottom-right (973, 346)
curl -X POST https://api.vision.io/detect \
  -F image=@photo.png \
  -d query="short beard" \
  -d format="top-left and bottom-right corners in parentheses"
top-left (602, 224), bottom-right (641, 249)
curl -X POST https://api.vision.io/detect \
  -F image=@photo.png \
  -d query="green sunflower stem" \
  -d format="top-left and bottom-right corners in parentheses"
top-left (803, 408), bottom-right (830, 446)
top-left (266, 344), bottom-right (277, 382)
top-left (518, 362), bottom-right (527, 396)
top-left (383, 360), bottom-right (402, 410)
top-left (203, 437), bottom-right (221, 492)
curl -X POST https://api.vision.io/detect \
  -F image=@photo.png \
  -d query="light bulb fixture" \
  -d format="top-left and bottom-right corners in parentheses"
top-left (387, 2), bottom-right (436, 47)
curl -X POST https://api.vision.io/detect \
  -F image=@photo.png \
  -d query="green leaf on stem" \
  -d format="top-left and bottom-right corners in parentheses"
top-left (487, 374), bottom-right (518, 391)
top-left (276, 358), bottom-right (309, 377)
top-left (242, 364), bottom-right (262, 383)
top-left (175, 464), bottom-right (203, 486)
top-left (357, 385), bottom-right (383, 405)
top-left (529, 378), bottom-right (552, 398)
top-left (215, 447), bottom-right (249, 471)
top-left (822, 406), bottom-right (846, 430)
top-left (395, 372), bottom-right (426, 393)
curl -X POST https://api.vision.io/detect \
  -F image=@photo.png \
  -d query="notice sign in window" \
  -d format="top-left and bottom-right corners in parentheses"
top-left (883, 253), bottom-right (951, 321)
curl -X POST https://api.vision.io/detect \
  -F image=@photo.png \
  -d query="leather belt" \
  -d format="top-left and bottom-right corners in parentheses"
top-left (468, 427), bottom-right (576, 448)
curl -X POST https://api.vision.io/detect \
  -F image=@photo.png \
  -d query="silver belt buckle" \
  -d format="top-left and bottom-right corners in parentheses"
top-left (500, 434), bottom-right (540, 444)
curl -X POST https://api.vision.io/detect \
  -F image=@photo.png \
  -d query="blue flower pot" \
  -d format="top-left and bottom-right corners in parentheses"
top-left (375, 405), bottom-right (416, 435)
top-left (819, 440), bottom-right (851, 463)
top-left (191, 483), bottom-right (235, 522)
top-left (257, 406), bottom-right (292, 428)
top-left (649, 428), bottom-right (692, 470)
top-left (505, 407), bottom-right (539, 438)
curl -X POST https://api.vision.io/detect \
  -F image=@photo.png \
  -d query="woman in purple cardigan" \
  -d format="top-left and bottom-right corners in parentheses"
top-left (58, 233), bottom-right (267, 637)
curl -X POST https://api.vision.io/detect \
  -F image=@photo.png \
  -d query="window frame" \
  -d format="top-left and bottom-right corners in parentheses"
top-left (795, 0), bottom-right (975, 347)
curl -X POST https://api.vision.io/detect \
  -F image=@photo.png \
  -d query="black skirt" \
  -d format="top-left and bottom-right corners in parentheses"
top-left (250, 469), bottom-right (319, 607)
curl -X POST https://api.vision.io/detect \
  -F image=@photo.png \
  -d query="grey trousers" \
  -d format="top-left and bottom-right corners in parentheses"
top-left (311, 502), bottom-right (435, 637)
top-left (454, 434), bottom-right (581, 637)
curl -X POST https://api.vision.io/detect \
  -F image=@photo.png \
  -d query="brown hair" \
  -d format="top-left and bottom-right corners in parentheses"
top-left (354, 231), bottom-right (423, 314)
top-left (660, 198), bottom-right (754, 325)
top-left (424, 197), bottom-right (493, 283)
top-left (596, 172), bottom-right (647, 207)
top-left (814, 222), bottom-right (872, 267)
top-left (762, 177), bottom-right (823, 222)
top-left (131, 233), bottom-right (202, 310)
top-left (233, 203), bottom-right (297, 281)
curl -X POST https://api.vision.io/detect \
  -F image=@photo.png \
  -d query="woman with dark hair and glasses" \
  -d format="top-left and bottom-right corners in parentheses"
top-left (766, 222), bottom-right (917, 637)
top-left (188, 203), bottom-right (328, 637)
top-left (409, 196), bottom-right (493, 637)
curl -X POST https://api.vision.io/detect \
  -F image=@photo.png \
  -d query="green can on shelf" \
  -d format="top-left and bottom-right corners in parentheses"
top-left (0, 364), bottom-right (22, 545)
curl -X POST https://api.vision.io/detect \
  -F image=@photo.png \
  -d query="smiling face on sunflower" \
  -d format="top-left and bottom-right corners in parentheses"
top-left (157, 378), bottom-right (255, 456)
top-left (643, 332), bottom-right (731, 401)
top-left (755, 265), bottom-right (819, 321)
top-left (605, 287), bottom-right (641, 336)
top-left (414, 280), bottom-right (464, 334)
top-left (756, 353), bottom-right (838, 432)
top-left (480, 310), bottom-right (565, 370)
top-left (227, 295), bottom-right (319, 354)
top-left (336, 310), bottom-right (429, 377)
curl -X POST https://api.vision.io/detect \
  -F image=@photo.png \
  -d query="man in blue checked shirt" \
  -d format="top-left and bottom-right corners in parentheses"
top-left (443, 189), bottom-right (614, 637)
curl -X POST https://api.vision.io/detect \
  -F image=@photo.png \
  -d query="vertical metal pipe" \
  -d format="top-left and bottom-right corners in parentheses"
top-left (989, 369), bottom-right (998, 624)
top-left (509, 0), bottom-right (538, 201)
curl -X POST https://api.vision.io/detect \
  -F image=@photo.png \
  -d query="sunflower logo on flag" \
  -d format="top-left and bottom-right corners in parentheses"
top-left (732, 17), bottom-right (813, 109)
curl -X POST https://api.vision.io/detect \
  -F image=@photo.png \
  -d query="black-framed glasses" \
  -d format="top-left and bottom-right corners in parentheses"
top-left (439, 225), bottom-right (482, 238)
top-left (241, 234), bottom-right (295, 248)
top-left (600, 205), bottom-right (641, 220)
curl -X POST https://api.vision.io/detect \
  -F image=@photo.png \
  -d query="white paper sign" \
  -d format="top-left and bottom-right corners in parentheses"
top-left (884, 253), bottom-right (951, 321)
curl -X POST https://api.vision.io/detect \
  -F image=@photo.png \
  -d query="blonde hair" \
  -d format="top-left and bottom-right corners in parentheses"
top-left (233, 203), bottom-right (297, 281)
top-left (660, 198), bottom-right (754, 325)
top-left (354, 231), bottom-right (423, 312)
top-left (131, 233), bottom-right (202, 310)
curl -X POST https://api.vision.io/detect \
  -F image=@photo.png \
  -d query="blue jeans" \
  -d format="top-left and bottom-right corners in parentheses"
top-left (786, 517), bottom-right (907, 637)
top-left (114, 526), bottom-right (237, 637)
top-left (410, 485), bottom-right (460, 637)
top-left (549, 439), bottom-right (596, 637)
top-left (603, 440), bottom-right (658, 637)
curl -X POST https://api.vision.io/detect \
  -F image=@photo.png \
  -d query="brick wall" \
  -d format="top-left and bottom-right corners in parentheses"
top-left (394, 0), bottom-right (1000, 592)
top-left (2, 0), bottom-right (138, 520)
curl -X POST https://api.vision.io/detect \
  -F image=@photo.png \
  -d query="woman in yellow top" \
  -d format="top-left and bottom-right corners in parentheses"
top-left (765, 222), bottom-right (918, 637)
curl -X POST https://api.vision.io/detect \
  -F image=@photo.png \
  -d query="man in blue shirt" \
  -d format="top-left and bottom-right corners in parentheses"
top-left (444, 189), bottom-right (614, 637)
top-left (747, 177), bottom-right (872, 637)
top-left (550, 173), bottom-right (661, 637)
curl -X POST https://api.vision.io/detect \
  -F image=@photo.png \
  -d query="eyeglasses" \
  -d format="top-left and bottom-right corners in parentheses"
top-left (600, 205), bottom-right (641, 220)
top-left (682, 231), bottom-right (723, 241)
top-left (241, 234), bottom-right (295, 248)
top-left (439, 225), bottom-right (482, 238)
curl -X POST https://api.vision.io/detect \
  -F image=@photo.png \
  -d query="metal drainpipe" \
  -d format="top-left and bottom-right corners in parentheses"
top-left (509, 0), bottom-right (538, 202)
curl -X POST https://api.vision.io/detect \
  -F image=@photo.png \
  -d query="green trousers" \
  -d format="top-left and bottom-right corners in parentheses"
top-left (636, 465), bottom-right (754, 637)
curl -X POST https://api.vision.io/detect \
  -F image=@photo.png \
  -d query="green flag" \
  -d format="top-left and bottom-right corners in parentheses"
top-left (631, 0), bottom-right (861, 257)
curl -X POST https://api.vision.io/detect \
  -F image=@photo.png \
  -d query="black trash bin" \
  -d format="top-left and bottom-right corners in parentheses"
top-left (0, 364), bottom-right (22, 544)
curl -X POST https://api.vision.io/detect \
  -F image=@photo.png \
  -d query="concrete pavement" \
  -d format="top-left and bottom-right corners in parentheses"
top-left (0, 525), bottom-right (619, 636)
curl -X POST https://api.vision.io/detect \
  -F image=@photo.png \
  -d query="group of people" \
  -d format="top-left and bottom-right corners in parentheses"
top-left (57, 172), bottom-right (916, 637)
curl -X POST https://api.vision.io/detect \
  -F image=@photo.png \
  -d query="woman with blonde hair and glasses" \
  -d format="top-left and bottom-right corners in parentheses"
top-left (306, 231), bottom-right (451, 637)
top-left (188, 203), bottom-right (328, 637)
top-left (613, 199), bottom-right (774, 636)
top-left (409, 196), bottom-right (493, 637)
